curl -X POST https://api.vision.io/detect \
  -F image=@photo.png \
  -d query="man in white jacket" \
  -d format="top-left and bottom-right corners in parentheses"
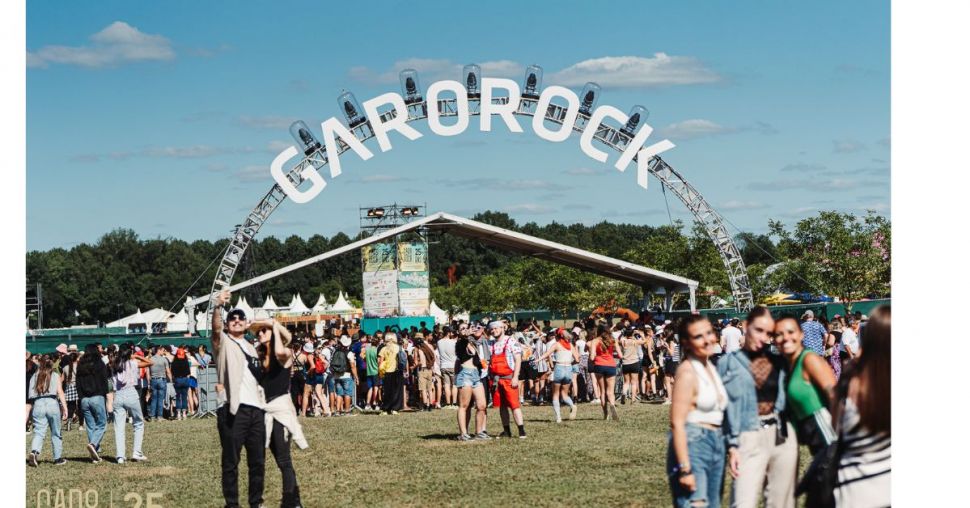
top-left (212, 290), bottom-right (267, 508)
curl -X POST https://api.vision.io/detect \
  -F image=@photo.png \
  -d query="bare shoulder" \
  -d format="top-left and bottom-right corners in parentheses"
top-left (674, 361), bottom-right (695, 383)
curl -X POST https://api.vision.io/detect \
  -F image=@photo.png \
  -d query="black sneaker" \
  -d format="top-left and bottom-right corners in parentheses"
top-left (53, 458), bottom-right (67, 466)
top-left (496, 431), bottom-right (513, 439)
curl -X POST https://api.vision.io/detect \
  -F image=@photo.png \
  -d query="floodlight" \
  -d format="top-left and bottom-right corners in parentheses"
top-left (522, 64), bottom-right (543, 99)
top-left (579, 82), bottom-right (601, 116)
top-left (621, 105), bottom-right (650, 136)
top-left (399, 69), bottom-right (423, 105)
top-left (288, 120), bottom-right (322, 156)
top-left (463, 64), bottom-right (481, 98)
top-left (337, 90), bottom-right (368, 128)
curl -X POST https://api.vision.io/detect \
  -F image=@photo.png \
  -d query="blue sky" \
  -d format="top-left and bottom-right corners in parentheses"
top-left (26, 0), bottom-right (889, 251)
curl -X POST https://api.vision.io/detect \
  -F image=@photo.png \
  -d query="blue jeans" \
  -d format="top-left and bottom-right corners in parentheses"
top-left (455, 367), bottom-right (481, 388)
top-left (80, 395), bottom-right (107, 448)
top-left (667, 423), bottom-right (726, 508)
top-left (552, 364), bottom-right (573, 384)
top-left (112, 387), bottom-right (145, 459)
top-left (30, 398), bottom-right (63, 460)
top-left (334, 377), bottom-right (355, 398)
top-left (149, 378), bottom-right (167, 418)
top-left (173, 377), bottom-right (190, 411)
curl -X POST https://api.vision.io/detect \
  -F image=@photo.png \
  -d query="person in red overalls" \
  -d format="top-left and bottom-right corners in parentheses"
top-left (488, 321), bottom-right (527, 439)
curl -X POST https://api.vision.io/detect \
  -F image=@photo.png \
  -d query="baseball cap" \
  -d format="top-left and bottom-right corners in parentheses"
top-left (802, 310), bottom-right (815, 319)
top-left (227, 308), bottom-right (247, 322)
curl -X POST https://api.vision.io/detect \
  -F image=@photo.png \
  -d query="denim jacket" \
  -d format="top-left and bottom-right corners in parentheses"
top-left (717, 350), bottom-right (787, 449)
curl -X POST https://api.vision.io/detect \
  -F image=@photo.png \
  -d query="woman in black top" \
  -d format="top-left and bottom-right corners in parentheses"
top-left (454, 332), bottom-right (488, 440)
top-left (254, 319), bottom-right (303, 508)
top-left (170, 348), bottom-right (192, 421)
top-left (76, 344), bottom-right (111, 462)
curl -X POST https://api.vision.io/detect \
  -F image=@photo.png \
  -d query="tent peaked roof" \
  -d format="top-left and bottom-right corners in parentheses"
top-left (262, 295), bottom-right (279, 310)
top-left (312, 294), bottom-right (329, 310)
top-left (289, 293), bottom-right (310, 313)
top-left (331, 292), bottom-right (353, 312)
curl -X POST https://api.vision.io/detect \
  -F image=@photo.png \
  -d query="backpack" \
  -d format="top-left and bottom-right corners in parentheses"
top-left (331, 350), bottom-right (349, 376)
top-left (314, 355), bottom-right (326, 375)
top-left (397, 348), bottom-right (408, 371)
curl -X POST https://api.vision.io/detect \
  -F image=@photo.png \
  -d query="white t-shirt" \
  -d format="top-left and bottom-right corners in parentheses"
top-left (722, 326), bottom-right (743, 354)
top-left (841, 328), bottom-right (859, 355)
top-left (576, 338), bottom-right (587, 357)
top-left (224, 333), bottom-right (263, 409)
top-left (437, 338), bottom-right (457, 369)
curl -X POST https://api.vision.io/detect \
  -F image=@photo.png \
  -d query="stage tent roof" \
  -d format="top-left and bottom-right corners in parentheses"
top-left (188, 212), bottom-right (699, 309)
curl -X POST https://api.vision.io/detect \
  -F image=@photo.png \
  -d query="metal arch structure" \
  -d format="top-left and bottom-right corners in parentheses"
top-left (193, 69), bottom-right (754, 325)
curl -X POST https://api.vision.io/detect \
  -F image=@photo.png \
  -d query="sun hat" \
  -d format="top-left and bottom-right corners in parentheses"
top-left (56, 343), bottom-right (68, 354)
top-left (339, 335), bottom-right (351, 347)
top-left (249, 320), bottom-right (273, 335)
top-left (488, 321), bottom-right (504, 329)
top-left (68, 344), bottom-right (78, 352)
top-left (302, 342), bottom-right (314, 353)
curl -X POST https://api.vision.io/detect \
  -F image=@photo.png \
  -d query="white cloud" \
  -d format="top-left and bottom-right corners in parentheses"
top-left (28, 21), bottom-right (175, 69)
top-left (441, 178), bottom-right (571, 191)
top-left (359, 174), bottom-right (407, 183)
top-left (833, 139), bottom-right (867, 154)
top-left (350, 58), bottom-right (521, 85)
top-left (659, 119), bottom-right (735, 140)
top-left (235, 165), bottom-right (271, 183)
top-left (659, 119), bottom-right (777, 141)
top-left (237, 116), bottom-right (295, 130)
top-left (720, 200), bottom-right (769, 211)
top-left (349, 54), bottom-right (721, 89)
top-left (547, 54), bottom-right (721, 88)
top-left (502, 203), bottom-right (558, 215)
top-left (745, 178), bottom-right (887, 192)
top-left (71, 144), bottom-right (263, 162)
top-left (562, 167), bottom-right (608, 176)
top-left (780, 163), bottom-right (827, 173)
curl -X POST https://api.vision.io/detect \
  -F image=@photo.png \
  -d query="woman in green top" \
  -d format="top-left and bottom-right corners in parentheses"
top-left (774, 316), bottom-right (837, 455)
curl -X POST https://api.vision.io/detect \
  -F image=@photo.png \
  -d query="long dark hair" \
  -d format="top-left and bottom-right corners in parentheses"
top-left (77, 343), bottom-right (104, 379)
top-left (34, 355), bottom-right (54, 394)
top-left (745, 305), bottom-right (772, 323)
top-left (854, 305), bottom-right (890, 435)
top-left (111, 344), bottom-right (133, 375)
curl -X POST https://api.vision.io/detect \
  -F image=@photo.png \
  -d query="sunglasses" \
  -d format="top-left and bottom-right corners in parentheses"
top-left (227, 316), bottom-right (246, 323)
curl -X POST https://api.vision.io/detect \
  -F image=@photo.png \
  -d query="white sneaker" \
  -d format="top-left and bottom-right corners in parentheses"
top-left (555, 417), bottom-right (562, 424)
top-left (131, 452), bottom-right (148, 462)
top-left (116, 457), bottom-right (126, 464)
top-left (569, 405), bottom-right (577, 420)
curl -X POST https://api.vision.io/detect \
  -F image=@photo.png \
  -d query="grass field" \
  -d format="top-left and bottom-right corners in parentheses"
top-left (25, 401), bottom-right (809, 507)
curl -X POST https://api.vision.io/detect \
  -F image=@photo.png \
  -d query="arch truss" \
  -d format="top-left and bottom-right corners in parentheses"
top-left (193, 65), bottom-right (754, 326)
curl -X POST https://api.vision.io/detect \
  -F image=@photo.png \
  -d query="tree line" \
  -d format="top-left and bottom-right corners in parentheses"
top-left (26, 210), bottom-right (890, 328)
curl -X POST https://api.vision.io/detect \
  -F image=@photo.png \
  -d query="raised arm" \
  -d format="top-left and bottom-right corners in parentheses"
top-left (273, 321), bottom-right (294, 367)
top-left (211, 290), bottom-right (231, 351)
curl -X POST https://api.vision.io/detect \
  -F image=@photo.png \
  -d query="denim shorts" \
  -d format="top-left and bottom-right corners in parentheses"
top-left (667, 423), bottom-right (726, 508)
top-left (455, 367), bottom-right (481, 388)
top-left (334, 377), bottom-right (355, 397)
top-left (366, 375), bottom-right (381, 390)
top-left (592, 364), bottom-right (617, 377)
top-left (552, 364), bottom-right (573, 384)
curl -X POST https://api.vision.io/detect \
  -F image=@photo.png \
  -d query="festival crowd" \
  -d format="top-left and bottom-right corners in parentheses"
top-left (26, 292), bottom-right (890, 508)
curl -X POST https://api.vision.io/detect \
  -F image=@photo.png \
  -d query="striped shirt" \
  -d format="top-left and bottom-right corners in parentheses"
top-left (835, 398), bottom-right (891, 508)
